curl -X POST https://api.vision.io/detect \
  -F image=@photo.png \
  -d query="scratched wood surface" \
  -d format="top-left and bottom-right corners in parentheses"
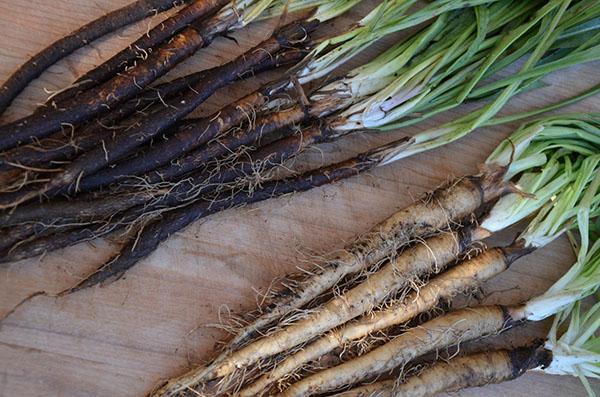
top-left (0, 1), bottom-right (599, 396)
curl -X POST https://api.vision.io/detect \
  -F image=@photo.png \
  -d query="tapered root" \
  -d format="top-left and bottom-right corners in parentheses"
top-left (158, 229), bottom-right (473, 395)
top-left (0, 0), bottom-right (184, 115)
top-left (335, 345), bottom-right (552, 397)
top-left (221, 171), bottom-right (512, 360)
top-left (47, 0), bottom-right (231, 105)
top-left (240, 244), bottom-right (532, 396)
top-left (279, 305), bottom-right (526, 396)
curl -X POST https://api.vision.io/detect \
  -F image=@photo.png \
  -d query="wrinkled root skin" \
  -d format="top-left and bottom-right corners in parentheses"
top-left (0, 50), bottom-right (284, 172)
top-left (71, 51), bottom-right (304, 191)
top-left (96, 155), bottom-right (379, 397)
top-left (0, 0), bottom-right (311, 151)
top-left (148, 104), bottom-right (307, 181)
top-left (0, 190), bottom-right (157, 227)
top-left (0, 11), bottom-right (206, 151)
top-left (0, 21), bottom-right (317, 210)
top-left (226, 170), bottom-right (511, 367)
top-left (346, 173), bottom-right (509, 268)
top-left (70, 149), bottom-right (377, 295)
top-left (0, 0), bottom-right (185, 115)
top-left (0, 201), bottom-right (152, 265)
top-left (336, 345), bottom-right (552, 397)
top-left (0, 117), bottom-right (322, 259)
top-left (0, 224), bottom-right (110, 266)
top-left (206, 229), bottom-right (471, 391)
top-left (280, 305), bottom-right (523, 396)
top-left (51, 22), bottom-right (314, 185)
top-left (239, 244), bottom-right (529, 396)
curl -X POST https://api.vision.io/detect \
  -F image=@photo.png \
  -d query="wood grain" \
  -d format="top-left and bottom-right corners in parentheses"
top-left (0, 1), bottom-right (599, 396)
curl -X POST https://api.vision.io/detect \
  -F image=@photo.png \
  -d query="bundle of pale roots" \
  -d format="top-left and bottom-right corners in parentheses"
top-left (151, 169), bottom-right (562, 397)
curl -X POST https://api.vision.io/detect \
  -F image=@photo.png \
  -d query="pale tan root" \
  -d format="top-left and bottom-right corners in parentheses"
top-left (152, 173), bottom-right (511, 397)
top-left (239, 249), bottom-right (509, 396)
top-left (214, 231), bottom-right (465, 376)
top-left (224, 174), bottom-right (506, 350)
top-left (333, 379), bottom-right (395, 397)
top-left (279, 305), bottom-right (524, 397)
top-left (154, 230), bottom-right (469, 396)
top-left (334, 350), bottom-right (515, 397)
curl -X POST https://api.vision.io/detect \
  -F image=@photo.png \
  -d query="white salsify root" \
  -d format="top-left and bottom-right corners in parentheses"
top-left (155, 112), bottom-right (597, 396)
top-left (335, 297), bottom-right (600, 397)
top-left (279, 304), bottom-right (529, 397)
top-left (282, 226), bottom-right (600, 397)
top-left (151, 170), bottom-right (512, 397)
top-left (229, 171), bottom-right (510, 347)
top-left (330, 347), bottom-right (549, 397)
top-left (239, 243), bottom-right (531, 396)
top-left (350, 253), bottom-right (600, 397)
top-left (152, 224), bottom-right (482, 396)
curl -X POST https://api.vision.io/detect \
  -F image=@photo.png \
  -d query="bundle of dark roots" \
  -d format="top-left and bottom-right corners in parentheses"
top-left (4, 0), bottom-right (595, 301)
top-left (0, 2), bottom-right (369, 298)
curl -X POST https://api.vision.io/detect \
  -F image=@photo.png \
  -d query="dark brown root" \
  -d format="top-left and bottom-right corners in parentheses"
top-left (0, 223), bottom-right (42, 252)
top-left (65, 52), bottom-right (306, 192)
top-left (0, 4), bottom-right (314, 151)
top-left (138, 99), bottom-right (315, 186)
top-left (0, 190), bottom-right (157, 227)
top-left (0, 121), bottom-right (328, 229)
top-left (0, 21), bottom-right (317, 209)
top-left (0, 52), bottom-right (280, 172)
top-left (63, 147), bottom-right (380, 293)
top-left (0, 30), bottom-right (202, 150)
top-left (47, 0), bottom-right (230, 106)
top-left (500, 239), bottom-right (536, 266)
top-left (0, 223), bottom-right (117, 266)
top-left (0, 0), bottom-right (186, 115)
top-left (145, 105), bottom-right (308, 184)
top-left (0, 118), bottom-right (197, 209)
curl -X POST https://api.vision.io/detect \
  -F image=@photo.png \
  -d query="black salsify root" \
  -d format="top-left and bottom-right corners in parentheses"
top-left (0, 222), bottom-right (119, 266)
top-left (0, 118), bottom-right (199, 209)
top-left (44, 21), bottom-right (316, 187)
top-left (0, 188), bottom-right (157, 228)
top-left (0, 114), bottom-right (307, 233)
top-left (0, 0), bottom-right (310, 151)
top-left (0, 105), bottom-right (137, 173)
top-left (108, 121), bottom-right (333, 207)
top-left (0, 0), bottom-right (188, 116)
top-left (118, 69), bottom-right (348, 187)
top-left (0, 222), bottom-right (44, 252)
top-left (139, 104), bottom-right (311, 185)
top-left (47, 0), bottom-right (232, 107)
top-left (0, 195), bottom-right (159, 266)
top-left (78, 103), bottom-right (309, 192)
top-left (65, 146), bottom-right (380, 294)
top-left (44, 51), bottom-right (306, 192)
top-left (0, 50), bottom-right (302, 173)
top-left (0, 21), bottom-right (318, 209)
top-left (0, 124), bottom-right (329, 262)
top-left (0, 219), bottom-right (115, 262)
top-left (0, 121), bottom-right (329, 233)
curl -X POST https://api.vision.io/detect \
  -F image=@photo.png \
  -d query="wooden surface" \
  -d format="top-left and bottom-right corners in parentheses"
top-left (0, 1), bottom-right (599, 396)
